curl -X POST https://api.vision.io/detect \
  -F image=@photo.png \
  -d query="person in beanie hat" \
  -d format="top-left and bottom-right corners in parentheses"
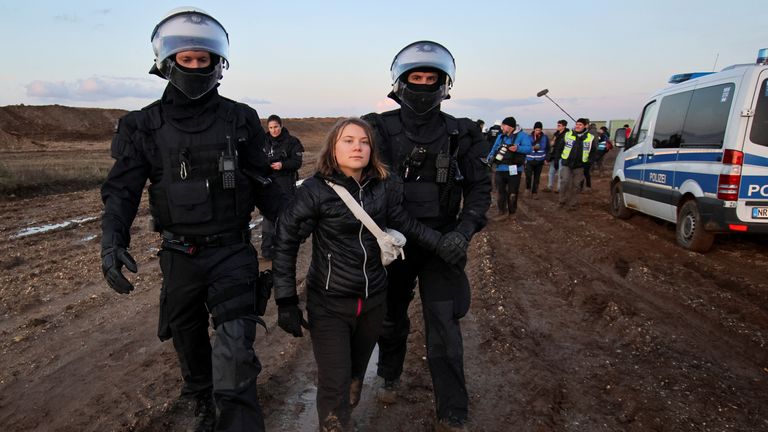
top-left (524, 121), bottom-right (548, 199)
top-left (487, 116), bottom-right (532, 220)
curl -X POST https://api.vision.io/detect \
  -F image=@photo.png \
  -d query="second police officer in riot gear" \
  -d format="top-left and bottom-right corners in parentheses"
top-left (362, 41), bottom-right (491, 431)
top-left (100, 7), bottom-right (284, 432)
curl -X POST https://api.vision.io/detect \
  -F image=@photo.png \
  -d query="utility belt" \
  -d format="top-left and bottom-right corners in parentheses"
top-left (161, 229), bottom-right (252, 255)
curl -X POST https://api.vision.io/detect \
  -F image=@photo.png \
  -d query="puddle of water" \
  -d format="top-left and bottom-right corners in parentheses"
top-left (79, 234), bottom-right (97, 243)
top-left (12, 216), bottom-right (98, 239)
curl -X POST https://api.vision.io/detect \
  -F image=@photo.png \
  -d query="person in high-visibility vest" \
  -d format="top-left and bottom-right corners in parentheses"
top-left (558, 118), bottom-right (597, 209)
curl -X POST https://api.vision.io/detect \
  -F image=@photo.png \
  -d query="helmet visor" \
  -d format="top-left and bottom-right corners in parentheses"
top-left (152, 12), bottom-right (229, 65)
top-left (390, 41), bottom-right (455, 85)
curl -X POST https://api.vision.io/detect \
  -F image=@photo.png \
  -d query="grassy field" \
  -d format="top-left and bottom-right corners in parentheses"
top-left (0, 151), bottom-right (113, 199)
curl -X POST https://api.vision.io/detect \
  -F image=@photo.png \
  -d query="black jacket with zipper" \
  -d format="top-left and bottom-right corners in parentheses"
top-left (273, 170), bottom-right (441, 305)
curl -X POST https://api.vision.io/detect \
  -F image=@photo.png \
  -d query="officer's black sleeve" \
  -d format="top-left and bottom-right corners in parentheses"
top-left (384, 175), bottom-right (441, 251)
top-left (454, 118), bottom-right (492, 240)
top-left (362, 113), bottom-right (394, 167)
top-left (239, 104), bottom-right (289, 220)
top-left (100, 113), bottom-right (151, 249)
top-left (272, 182), bottom-right (319, 303)
top-left (280, 136), bottom-right (304, 172)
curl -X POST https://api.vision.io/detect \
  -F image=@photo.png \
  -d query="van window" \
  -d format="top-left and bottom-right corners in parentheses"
top-left (750, 78), bottom-right (768, 146)
top-left (628, 100), bottom-right (657, 149)
top-left (653, 91), bottom-right (692, 148)
top-left (681, 83), bottom-right (734, 147)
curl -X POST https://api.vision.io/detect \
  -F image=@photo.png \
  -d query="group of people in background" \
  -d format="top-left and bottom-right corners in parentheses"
top-left (479, 117), bottom-right (613, 219)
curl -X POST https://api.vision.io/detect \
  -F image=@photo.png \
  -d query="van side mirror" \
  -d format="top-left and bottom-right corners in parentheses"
top-left (614, 128), bottom-right (627, 148)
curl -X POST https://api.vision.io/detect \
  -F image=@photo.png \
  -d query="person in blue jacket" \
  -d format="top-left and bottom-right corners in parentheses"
top-left (524, 121), bottom-right (549, 199)
top-left (487, 117), bottom-right (532, 220)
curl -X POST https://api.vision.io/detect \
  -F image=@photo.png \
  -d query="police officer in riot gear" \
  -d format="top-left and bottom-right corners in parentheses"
top-left (100, 7), bottom-right (284, 432)
top-left (362, 41), bottom-right (491, 432)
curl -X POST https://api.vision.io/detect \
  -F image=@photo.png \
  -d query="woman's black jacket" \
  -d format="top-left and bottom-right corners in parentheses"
top-left (273, 171), bottom-right (441, 305)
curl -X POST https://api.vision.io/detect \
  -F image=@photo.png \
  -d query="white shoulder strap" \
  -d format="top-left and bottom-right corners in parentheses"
top-left (325, 180), bottom-right (388, 240)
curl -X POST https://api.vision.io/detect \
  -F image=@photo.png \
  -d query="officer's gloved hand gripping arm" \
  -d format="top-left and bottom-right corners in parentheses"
top-left (271, 185), bottom-right (316, 337)
top-left (100, 114), bottom-right (150, 294)
top-left (439, 121), bottom-right (493, 266)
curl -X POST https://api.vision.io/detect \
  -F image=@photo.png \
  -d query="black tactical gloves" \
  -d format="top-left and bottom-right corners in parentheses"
top-left (277, 304), bottom-right (309, 337)
top-left (101, 246), bottom-right (138, 294)
top-left (436, 231), bottom-right (469, 266)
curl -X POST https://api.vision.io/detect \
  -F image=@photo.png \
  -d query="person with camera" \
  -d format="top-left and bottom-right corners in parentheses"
top-left (487, 117), bottom-right (532, 220)
top-left (271, 118), bottom-right (464, 432)
top-left (261, 114), bottom-right (304, 260)
top-left (99, 7), bottom-right (285, 431)
top-left (362, 41), bottom-right (491, 432)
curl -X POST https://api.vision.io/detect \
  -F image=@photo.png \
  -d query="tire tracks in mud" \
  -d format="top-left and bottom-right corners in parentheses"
top-left (471, 181), bottom-right (768, 430)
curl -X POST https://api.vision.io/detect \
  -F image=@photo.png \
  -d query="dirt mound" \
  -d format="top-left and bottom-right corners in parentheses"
top-left (0, 105), bottom-right (127, 150)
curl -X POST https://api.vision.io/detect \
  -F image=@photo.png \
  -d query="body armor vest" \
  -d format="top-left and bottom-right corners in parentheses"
top-left (375, 111), bottom-right (463, 221)
top-left (145, 100), bottom-right (257, 236)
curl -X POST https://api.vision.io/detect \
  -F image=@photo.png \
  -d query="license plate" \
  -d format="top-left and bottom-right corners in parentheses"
top-left (753, 207), bottom-right (768, 219)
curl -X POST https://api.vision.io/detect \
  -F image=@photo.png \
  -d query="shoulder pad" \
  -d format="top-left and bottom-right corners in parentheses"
top-left (138, 100), bottom-right (163, 130)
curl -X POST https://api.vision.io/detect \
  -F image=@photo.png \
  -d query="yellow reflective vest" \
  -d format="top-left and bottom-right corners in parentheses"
top-left (561, 131), bottom-right (593, 163)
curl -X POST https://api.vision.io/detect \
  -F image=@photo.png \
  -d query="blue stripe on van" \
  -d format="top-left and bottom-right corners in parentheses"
top-left (672, 171), bottom-right (719, 193)
top-left (644, 169), bottom-right (675, 187)
top-left (625, 166), bottom-right (644, 181)
top-left (742, 175), bottom-right (768, 199)
top-left (676, 152), bottom-right (722, 162)
top-left (744, 153), bottom-right (768, 167)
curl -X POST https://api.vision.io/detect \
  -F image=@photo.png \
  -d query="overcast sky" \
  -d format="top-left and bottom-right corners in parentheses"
top-left (2, 0), bottom-right (767, 127)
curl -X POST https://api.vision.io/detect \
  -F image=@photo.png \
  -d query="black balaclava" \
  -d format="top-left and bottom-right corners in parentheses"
top-left (391, 68), bottom-right (447, 140)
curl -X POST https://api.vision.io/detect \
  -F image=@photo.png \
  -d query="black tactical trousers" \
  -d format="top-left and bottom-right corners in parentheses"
top-left (377, 244), bottom-right (470, 422)
top-left (524, 161), bottom-right (544, 194)
top-left (495, 170), bottom-right (522, 215)
top-left (308, 295), bottom-right (386, 429)
top-left (158, 242), bottom-right (264, 432)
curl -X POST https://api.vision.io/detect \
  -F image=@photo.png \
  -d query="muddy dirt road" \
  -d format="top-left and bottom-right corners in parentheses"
top-left (1, 169), bottom-right (767, 431)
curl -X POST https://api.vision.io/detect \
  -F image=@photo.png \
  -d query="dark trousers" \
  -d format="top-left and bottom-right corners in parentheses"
top-left (582, 164), bottom-right (592, 188)
top-left (495, 169), bottom-right (522, 215)
top-left (524, 161), bottom-right (544, 194)
top-left (261, 176), bottom-right (295, 258)
top-left (377, 244), bottom-right (470, 422)
top-left (308, 297), bottom-right (386, 429)
top-left (260, 217), bottom-right (275, 258)
top-left (158, 243), bottom-right (264, 432)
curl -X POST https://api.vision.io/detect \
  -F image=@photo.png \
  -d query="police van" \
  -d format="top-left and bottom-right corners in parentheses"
top-left (610, 49), bottom-right (768, 252)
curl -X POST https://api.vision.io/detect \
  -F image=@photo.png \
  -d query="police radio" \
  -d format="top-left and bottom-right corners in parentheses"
top-left (220, 135), bottom-right (237, 190)
top-left (435, 150), bottom-right (450, 184)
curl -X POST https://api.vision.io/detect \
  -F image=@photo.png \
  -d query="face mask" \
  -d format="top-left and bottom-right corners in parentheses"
top-left (397, 81), bottom-right (446, 115)
top-left (165, 60), bottom-right (221, 99)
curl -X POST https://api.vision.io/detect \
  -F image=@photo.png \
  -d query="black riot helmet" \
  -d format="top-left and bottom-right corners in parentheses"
top-left (149, 7), bottom-right (230, 99)
top-left (390, 41), bottom-right (456, 115)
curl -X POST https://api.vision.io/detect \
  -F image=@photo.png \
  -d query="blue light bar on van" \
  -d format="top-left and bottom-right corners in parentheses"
top-left (757, 48), bottom-right (768, 65)
top-left (668, 72), bottom-right (716, 84)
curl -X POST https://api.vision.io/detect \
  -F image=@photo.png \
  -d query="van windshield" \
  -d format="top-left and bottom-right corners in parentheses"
top-left (750, 78), bottom-right (768, 147)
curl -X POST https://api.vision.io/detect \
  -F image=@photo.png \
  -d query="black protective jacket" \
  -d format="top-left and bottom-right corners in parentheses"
top-left (362, 109), bottom-right (491, 240)
top-left (264, 127), bottom-right (304, 187)
top-left (101, 86), bottom-right (284, 248)
top-left (273, 171), bottom-right (441, 304)
top-left (548, 128), bottom-right (569, 162)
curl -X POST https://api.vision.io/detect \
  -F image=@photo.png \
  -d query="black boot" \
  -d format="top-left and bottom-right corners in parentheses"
top-left (193, 392), bottom-right (216, 432)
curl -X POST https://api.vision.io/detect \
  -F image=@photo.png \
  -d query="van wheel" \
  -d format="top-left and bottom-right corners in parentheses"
top-left (676, 200), bottom-right (715, 252)
top-left (610, 182), bottom-right (633, 219)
